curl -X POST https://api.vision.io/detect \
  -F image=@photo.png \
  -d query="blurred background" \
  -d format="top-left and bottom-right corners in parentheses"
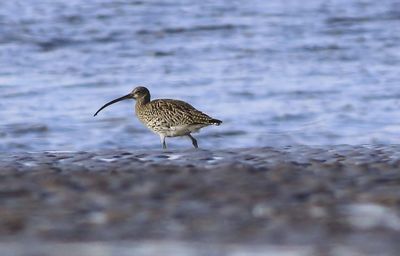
top-left (0, 0), bottom-right (399, 152)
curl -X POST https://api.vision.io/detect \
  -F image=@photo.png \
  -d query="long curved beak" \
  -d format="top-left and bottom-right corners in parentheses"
top-left (94, 94), bottom-right (132, 117)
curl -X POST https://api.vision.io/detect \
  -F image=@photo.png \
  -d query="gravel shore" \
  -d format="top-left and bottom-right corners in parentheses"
top-left (1, 145), bottom-right (400, 255)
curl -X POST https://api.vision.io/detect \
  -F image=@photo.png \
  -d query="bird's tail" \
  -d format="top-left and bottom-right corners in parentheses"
top-left (210, 119), bottom-right (222, 126)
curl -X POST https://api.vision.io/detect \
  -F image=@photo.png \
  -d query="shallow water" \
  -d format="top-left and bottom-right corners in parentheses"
top-left (0, 0), bottom-right (400, 151)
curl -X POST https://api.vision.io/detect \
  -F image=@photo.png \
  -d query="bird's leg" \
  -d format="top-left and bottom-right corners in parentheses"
top-left (160, 134), bottom-right (167, 149)
top-left (187, 134), bottom-right (198, 149)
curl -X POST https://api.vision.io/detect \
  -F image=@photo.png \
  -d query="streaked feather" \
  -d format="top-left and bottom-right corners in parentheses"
top-left (136, 99), bottom-right (221, 136)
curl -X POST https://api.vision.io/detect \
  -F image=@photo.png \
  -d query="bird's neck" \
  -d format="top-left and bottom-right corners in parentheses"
top-left (135, 95), bottom-right (150, 108)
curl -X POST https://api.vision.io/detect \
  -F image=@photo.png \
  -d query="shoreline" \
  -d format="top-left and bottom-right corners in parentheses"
top-left (3, 144), bottom-right (400, 168)
top-left (1, 145), bottom-right (400, 255)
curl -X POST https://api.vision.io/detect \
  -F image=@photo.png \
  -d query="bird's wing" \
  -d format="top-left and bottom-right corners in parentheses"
top-left (147, 99), bottom-right (218, 126)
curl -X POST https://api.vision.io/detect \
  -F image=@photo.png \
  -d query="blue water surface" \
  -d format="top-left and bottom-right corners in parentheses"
top-left (0, 0), bottom-right (400, 151)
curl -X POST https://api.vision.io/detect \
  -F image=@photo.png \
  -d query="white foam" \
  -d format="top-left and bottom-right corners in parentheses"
top-left (98, 158), bottom-right (117, 163)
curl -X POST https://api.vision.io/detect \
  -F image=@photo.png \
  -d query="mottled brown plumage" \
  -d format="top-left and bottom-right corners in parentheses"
top-left (94, 86), bottom-right (222, 149)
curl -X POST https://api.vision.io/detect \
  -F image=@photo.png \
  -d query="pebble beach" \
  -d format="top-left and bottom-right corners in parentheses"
top-left (1, 145), bottom-right (400, 255)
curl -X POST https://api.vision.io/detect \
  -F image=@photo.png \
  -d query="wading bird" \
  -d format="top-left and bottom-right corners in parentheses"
top-left (94, 86), bottom-right (222, 149)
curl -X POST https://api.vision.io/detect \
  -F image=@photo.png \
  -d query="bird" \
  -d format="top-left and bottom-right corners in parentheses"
top-left (94, 86), bottom-right (222, 149)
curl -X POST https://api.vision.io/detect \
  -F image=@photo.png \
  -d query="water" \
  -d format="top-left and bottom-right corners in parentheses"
top-left (0, 0), bottom-right (400, 152)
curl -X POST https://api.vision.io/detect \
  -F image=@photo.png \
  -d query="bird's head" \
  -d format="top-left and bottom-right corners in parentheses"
top-left (131, 86), bottom-right (150, 100)
top-left (94, 86), bottom-right (150, 117)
